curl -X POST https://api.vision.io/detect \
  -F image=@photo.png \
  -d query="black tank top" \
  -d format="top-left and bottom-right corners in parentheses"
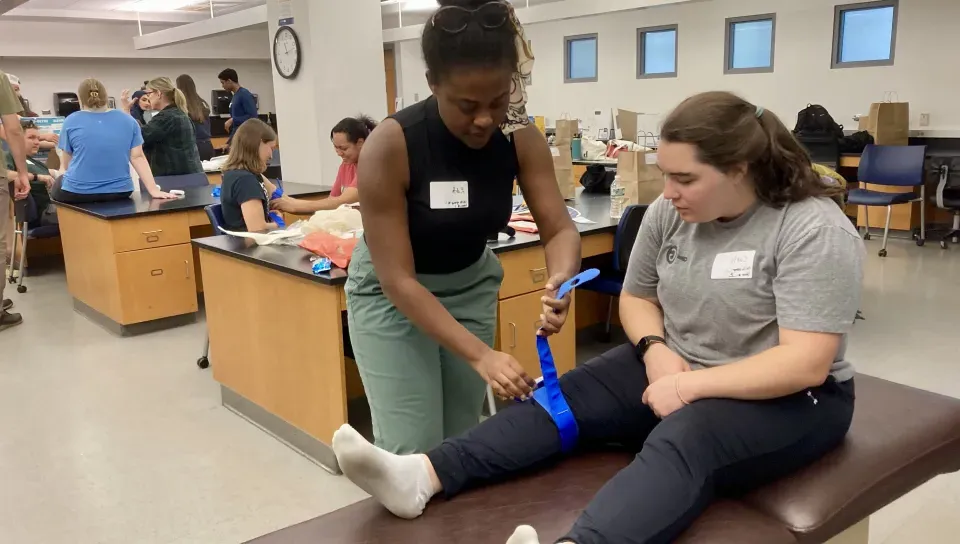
top-left (394, 96), bottom-right (518, 274)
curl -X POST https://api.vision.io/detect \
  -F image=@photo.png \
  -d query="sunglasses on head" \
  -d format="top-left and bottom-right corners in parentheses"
top-left (431, 1), bottom-right (513, 34)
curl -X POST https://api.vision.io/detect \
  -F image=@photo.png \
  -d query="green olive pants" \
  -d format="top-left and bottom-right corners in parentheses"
top-left (345, 238), bottom-right (502, 454)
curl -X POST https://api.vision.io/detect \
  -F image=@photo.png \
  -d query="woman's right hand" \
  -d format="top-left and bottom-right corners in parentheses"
top-left (120, 89), bottom-right (132, 112)
top-left (643, 343), bottom-right (691, 385)
top-left (472, 350), bottom-right (536, 400)
top-left (149, 190), bottom-right (178, 200)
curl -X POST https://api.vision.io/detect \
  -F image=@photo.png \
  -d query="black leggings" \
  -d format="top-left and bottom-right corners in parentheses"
top-left (426, 343), bottom-right (855, 544)
top-left (51, 186), bottom-right (132, 204)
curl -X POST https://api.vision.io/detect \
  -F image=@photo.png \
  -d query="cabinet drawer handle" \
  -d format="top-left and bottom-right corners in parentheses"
top-left (142, 229), bottom-right (163, 243)
top-left (530, 267), bottom-right (547, 283)
top-left (185, 260), bottom-right (191, 279)
top-left (150, 269), bottom-right (164, 277)
top-left (509, 322), bottom-right (517, 348)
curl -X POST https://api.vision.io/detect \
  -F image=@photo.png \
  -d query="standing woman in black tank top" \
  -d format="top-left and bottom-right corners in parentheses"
top-left (341, 0), bottom-right (581, 454)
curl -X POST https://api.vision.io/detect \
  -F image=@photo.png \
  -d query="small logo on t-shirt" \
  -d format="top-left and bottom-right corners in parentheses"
top-left (665, 245), bottom-right (687, 264)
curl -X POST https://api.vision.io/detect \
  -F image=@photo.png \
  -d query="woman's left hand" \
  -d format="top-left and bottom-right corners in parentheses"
top-left (642, 374), bottom-right (688, 418)
top-left (538, 274), bottom-right (571, 336)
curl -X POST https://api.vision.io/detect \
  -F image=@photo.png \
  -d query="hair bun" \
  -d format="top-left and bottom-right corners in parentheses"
top-left (437, 0), bottom-right (489, 8)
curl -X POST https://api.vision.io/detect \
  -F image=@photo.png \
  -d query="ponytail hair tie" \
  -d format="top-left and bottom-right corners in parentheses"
top-left (755, 106), bottom-right (764, 119)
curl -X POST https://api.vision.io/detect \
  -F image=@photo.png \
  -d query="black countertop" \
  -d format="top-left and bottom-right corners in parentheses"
top-left (55, 181), bottom-right (331, 220)
top-left (192, 191), bottom-right (618, 287)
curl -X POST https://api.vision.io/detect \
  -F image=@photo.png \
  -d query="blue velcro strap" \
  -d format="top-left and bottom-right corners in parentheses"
top-left (269, 211), bottom-right (286, 228)
top-left (532, 333), bottom-right (579, 453)
top-left (271, 186), bottom-right (284, 200)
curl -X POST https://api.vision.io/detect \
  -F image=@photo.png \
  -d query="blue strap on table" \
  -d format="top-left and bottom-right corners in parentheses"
top-left (530, 268), bottom-right (600, 453)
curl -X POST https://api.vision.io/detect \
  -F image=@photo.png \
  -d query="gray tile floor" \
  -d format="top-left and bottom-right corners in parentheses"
top-left (2, 237), bottom-right (959, 544)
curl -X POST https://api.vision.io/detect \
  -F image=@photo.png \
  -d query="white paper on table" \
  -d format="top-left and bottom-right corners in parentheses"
top-left (572, 216), bottom-right (596, 225)
top-left (219, 226), bottom-right (304, 245)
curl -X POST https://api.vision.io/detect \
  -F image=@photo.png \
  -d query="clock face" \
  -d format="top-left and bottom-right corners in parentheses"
top-left (273, 26), bottom-right (301, 79)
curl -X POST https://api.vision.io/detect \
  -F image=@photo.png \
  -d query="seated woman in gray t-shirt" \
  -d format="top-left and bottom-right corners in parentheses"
top-left (330, 91), bottom-right (866, 544)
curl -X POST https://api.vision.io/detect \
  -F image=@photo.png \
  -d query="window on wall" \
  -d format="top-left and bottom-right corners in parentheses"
top-left (565, 34), bottom-right (598, 83)
top-left (833, 1), bottom-right (898, 68)
top-left (724, 14), bottom-right (776, 74)
top-left (637, 25), bottom-right (678, 78)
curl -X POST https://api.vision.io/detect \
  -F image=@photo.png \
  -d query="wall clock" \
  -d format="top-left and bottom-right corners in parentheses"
top-left (273, 26), bottom-right (301, 80)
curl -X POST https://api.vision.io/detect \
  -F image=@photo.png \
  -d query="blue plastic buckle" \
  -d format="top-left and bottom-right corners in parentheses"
top-left (529, 269), bottom-right (600, 453)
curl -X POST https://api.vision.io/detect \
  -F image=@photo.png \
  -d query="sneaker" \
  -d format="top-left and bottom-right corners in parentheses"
top-left (1, 299), bottom-right (11, 311)
top-left (0, 310), bottom-right (23, 331)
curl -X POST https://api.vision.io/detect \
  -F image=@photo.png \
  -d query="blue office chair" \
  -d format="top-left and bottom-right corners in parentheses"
top-left (141, 172), bottom-right (210, 193)
top-left (6, 191), bottom-right (60, 294)
top-left (847, 145), bottom-right (928, 257)
top-left (580, 204), bottom-right (648, 341)
top-left (196, 204), bottom-right (226, 369)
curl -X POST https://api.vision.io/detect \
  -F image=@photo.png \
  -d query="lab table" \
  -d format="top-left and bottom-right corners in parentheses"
top-left (193, 191), bottom-right (618, 472)
top-left (56, 182), bottom-right (330, 336)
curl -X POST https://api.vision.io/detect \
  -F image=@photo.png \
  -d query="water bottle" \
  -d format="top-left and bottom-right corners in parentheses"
top-left (610, 174), bottom-right (625, 220)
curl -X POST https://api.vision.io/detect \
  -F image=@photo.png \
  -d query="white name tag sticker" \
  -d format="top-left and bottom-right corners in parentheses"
top-left (430, 181), bottom-right (469, 210)
top-left (711, 250), bottom-right (756, 279)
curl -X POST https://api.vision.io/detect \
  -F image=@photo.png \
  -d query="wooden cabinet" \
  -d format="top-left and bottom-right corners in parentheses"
top-left (59, 207), bottom-right (200, 329)
top-left (498, 290), bottom-right (576, 379)
top-left (498, 248), bottom-right (549, 299)
top-left (111, 213), bottom-right (191, 253)
top-left (116, 244), bottom-right (198, 324)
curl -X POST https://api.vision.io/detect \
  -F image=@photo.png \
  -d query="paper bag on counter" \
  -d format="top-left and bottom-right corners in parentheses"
top-left (555, 117), bottom-right (580, 144)
top-left (617, 150), bottom-right (664, 206)
top-left (867, 101), bottom-right (909, 145)
top-left (615, 109), bottom-right (639, 143)
top-left (550, 145), bottom-right (577, 200)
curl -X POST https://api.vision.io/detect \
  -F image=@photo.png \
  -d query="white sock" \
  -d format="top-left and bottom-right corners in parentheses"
top-left (506, 525), bottom-right (541, 544)
top-left (332, 424), bottom-right (435, 519)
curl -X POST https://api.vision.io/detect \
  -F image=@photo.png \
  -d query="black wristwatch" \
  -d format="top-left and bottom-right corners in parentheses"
top-left (636, 335), bottom-right (666, 361)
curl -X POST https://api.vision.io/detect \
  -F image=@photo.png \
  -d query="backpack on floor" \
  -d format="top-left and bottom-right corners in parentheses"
top-left (794, 104), bottom-right (844, 139)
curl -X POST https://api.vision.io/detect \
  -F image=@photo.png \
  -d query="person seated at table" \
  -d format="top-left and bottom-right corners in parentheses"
top-left (0, 74), bottom-right (58, 152)
top-left (5, 120), bottom-right (59, 225)
top-left (128, 90), bottom-right (152, 125)
top-left (220, 119), bottom-right (284, 232)
top-left (176, 74), bottom-right (215, 161)
top-left (121, 77), bottom-right (203, 177)
top-left (51, 78), bottom-right (174, 204)
top-left (270, 115), bottom-right (375, 215)
top-left (331, 91), bottom-right (865, 544)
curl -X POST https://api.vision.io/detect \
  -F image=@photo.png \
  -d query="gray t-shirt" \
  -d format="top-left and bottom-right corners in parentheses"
top-left (624, 195), bottom-right (865, 383)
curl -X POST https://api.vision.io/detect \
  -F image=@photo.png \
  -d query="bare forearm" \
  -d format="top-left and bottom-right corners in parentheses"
top-left (683, 346), bottom-right (830, 402)
top-left (385, 277), bottom-right (491, 364)
top-left (2, 119), bottom-right (28, 175)
top-left (130, 155), bottom-right (158, 192)
top-left (543, 226), bottom-right (581, 282)
top-left (620, 293), bottom-right (665, 345)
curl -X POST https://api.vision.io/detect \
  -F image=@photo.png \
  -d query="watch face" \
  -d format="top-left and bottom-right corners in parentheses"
top-left (273, 27), bottom-right (300, 79)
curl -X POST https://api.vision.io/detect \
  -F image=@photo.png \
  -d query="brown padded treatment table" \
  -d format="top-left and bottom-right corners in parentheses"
top-left (248, 374), bottom-right (960, 544)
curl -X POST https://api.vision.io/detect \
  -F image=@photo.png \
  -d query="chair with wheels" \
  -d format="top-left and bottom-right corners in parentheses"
top-left (847, 144), bottom-right (928, 257)
top-left (930, 164), bottom-right (960, 249)
top-left (579, 204), bottom-right (648, 342)
top-left (6, 191), bottom-right (60, 294)
top-left (196, 204), bottom-right (227, 369)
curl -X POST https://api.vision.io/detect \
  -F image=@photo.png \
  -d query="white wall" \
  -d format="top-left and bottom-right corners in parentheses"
top-left (0, 20), bottom-right (269, 60)
top-left (0, 58), bottom-right (275, 115)
top-left (395, 39), bottom-right (430, 109)
top-left (394, 0), bottom-right (957, 134)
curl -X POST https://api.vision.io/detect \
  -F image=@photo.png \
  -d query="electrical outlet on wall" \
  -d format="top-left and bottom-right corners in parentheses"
top-left (920, 113), bottom-right (931, 127)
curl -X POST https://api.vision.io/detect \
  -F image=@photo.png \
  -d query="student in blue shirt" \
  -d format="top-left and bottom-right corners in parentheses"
top-left (217, 68), bottom-right (257, 144)
top-left (51, 78), bottom-right (175, 204)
